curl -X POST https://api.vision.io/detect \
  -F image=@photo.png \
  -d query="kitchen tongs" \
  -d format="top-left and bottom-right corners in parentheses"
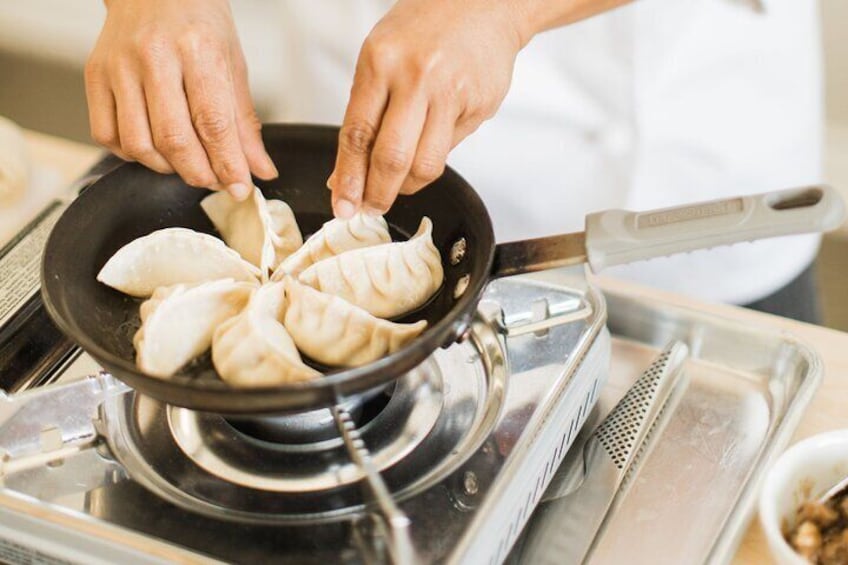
top-left (518, 341), bottom-right (690, 565)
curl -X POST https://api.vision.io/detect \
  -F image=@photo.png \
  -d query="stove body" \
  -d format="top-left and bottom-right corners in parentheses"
top-left (0, 205), bottom-right (609, 564)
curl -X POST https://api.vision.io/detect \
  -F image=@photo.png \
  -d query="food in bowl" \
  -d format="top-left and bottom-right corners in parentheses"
top-left (785, 486), bottom-right (848, 564)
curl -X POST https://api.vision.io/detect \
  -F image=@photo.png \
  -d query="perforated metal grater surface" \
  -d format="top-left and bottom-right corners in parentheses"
top-left (595, 348), bottom-right (674, 470)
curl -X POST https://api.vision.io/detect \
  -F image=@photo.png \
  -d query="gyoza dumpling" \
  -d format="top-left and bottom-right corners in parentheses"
top-left (271, 213), bottom-right (391, 279)
top-left (283, 278), bottom-right (426, 367)
top-left (212, 281), bottom-right (320, 386)
top-left (97, 227), bottom-right (261, 297)
top-left (133, 279), bottom-right (253, 378)
top-left (297, 217), bottom-right (443, 318)
top-left (267, 199), bottom-right (303, 264)
top-left (201, 187), bottom-right (302, 274)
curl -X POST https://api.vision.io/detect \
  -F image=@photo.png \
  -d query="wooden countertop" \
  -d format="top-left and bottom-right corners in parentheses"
top-left (22, 130), bottom-right (848, 564)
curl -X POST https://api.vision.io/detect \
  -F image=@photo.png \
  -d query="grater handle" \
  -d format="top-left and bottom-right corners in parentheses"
top-left (584, 185), bottom-right (846, 272)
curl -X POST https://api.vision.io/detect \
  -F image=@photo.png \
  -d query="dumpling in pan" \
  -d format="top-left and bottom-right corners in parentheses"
top-left (267, 199), bottom-right (303, 264)
top-left (133, 279), bottom-right (254, 378)
top-left (97, 227), bottom-right (261, 297)
top-left (212, 281), bottom-right (320, 386)
top-left (271, 213), bottom-right (391, 279)
top-left (283, 278), bottom-right (426, 367)
top-left (201, 187), bottom-right (302, 274)
top-left (297, 217), bottom-right (443, 319)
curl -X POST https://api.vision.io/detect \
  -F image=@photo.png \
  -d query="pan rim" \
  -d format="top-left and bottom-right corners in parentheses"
top-left (40, 123), bottom-right (496, 410)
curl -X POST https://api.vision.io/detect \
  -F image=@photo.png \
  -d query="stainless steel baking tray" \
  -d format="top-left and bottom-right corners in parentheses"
top-left (516, 288), bottom-right (822, 565)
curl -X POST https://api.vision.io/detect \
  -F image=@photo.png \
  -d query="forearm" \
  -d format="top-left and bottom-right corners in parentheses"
top-left (511, 0), bottom-right (632, 45)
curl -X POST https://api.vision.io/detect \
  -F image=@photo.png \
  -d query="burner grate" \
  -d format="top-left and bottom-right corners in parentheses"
top-left (226, 384), bottom-right (392, 445)
top-left (97, 324), bottom-right (506, 523)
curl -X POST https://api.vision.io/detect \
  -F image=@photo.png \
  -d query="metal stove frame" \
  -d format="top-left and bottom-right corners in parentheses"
top-left (0, 188), bottom-right (610, 564)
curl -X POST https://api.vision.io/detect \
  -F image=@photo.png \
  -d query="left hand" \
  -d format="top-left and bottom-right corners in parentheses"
top-left (326, 0), bottom-right (528, 218)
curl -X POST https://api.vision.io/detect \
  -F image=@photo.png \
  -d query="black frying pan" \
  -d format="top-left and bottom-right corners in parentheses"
top-left (42, 125), bottom-right (496, 413)
top-left (41, 124), bottom-right (844, 414)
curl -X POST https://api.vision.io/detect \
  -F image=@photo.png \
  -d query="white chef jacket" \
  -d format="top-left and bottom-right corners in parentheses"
top-left (266, 0), bottom-right (823, 304)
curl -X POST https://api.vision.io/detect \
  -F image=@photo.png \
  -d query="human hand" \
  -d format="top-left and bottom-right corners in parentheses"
top-left (85, 0), bottom-right (277, 199)
top-left (326, 0), bottom-right (528, 218)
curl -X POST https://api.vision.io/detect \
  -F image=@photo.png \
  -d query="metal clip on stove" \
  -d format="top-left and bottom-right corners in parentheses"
top-left (332, 406), bottom-right (417, 564)
top-left (0, 374), bottom-right (129, 493)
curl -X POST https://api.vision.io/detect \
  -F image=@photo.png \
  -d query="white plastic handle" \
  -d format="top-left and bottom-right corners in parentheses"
top-left (584, 185), bottom-right (846, 272)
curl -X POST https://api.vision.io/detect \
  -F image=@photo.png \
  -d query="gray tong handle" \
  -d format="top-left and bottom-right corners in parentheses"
top-left (585, 185), bottom-right (846, 272)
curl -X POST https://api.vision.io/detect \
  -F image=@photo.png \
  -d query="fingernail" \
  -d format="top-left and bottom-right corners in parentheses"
top-left (228, 182), bottom-right (251, 201)
top-left (334, 198), bottom-right (357, 219)
top-left (264, 152), bottom-right (279, 178)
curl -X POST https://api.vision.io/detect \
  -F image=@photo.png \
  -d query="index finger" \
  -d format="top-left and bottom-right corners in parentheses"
top-left (329, 72), bottom-right (388, 218)
top-left (183, 46), bottom-right (251, 199)
top-left (362, 91), bottom-right (427, 214)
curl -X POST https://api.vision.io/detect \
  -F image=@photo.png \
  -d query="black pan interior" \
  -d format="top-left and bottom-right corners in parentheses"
top-left (41, 124), bottom-right (495, 413)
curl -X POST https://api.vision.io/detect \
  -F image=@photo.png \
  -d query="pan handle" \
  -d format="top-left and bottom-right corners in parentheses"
top-left (491, 185), bottom-right (845, 278)
top-left (491, 232), bottom-right (589, 278)
top-left (583, 185), bottom-right (844, 272)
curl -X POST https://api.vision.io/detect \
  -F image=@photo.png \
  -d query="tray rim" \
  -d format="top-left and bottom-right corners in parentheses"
top-left (600, 288), bottom-right (823, 565)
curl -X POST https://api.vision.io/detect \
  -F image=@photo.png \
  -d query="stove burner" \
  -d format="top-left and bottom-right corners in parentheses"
top-left (225, 385), bottom-right (392, 445)
top-left (100, 320), bottom-right (507, 522)
top-left (0, 203), bottom-right (609, 565)
top-left (166, 362), bottom-right (443, 493)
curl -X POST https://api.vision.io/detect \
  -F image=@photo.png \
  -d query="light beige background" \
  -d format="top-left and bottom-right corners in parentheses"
top-left (817, 0), bottom-right (848, 330)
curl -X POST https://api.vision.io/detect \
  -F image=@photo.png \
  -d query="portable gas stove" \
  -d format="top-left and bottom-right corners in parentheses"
top-left (0, 196), bottom-right (610, 564)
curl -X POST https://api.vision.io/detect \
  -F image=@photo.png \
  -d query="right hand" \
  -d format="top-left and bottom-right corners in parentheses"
top-left (85, 0), bottom-right (278, 199)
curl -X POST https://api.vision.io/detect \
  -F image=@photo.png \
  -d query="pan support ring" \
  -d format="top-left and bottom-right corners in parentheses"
top-left (165, 358), bottom-right (444, 493)
top-left (99, 315), bottom-right (506, 523)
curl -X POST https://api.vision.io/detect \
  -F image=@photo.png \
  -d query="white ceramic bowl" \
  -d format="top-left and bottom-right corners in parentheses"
top-left (759, 430), bottom-right (848, 564)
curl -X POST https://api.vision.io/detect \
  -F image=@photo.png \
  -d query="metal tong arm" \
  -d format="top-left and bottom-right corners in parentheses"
top-left (332, 406), bottom-right (417, 565)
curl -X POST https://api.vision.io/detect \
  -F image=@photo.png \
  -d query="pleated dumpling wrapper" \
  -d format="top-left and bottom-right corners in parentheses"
top-left (283, 278), bottom-right (426, 367)
top-left (97, 227), bottom-right (261, 297)
top-left (133, 279), bottom-right (254, 378)
top-left (297, 217), bottom-right (443, 319)
top-left (271, 213), bottom-right (391, 279)
top-left (201, 187), bottom-right (302, 275)
top-left (212, 281), bottom-right (320, 386)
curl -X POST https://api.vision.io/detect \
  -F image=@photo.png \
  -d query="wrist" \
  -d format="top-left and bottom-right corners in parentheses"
top-left (508, 0), bottom-right (632, 43)
top-left (503, 0), bottom-right (543, 49)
